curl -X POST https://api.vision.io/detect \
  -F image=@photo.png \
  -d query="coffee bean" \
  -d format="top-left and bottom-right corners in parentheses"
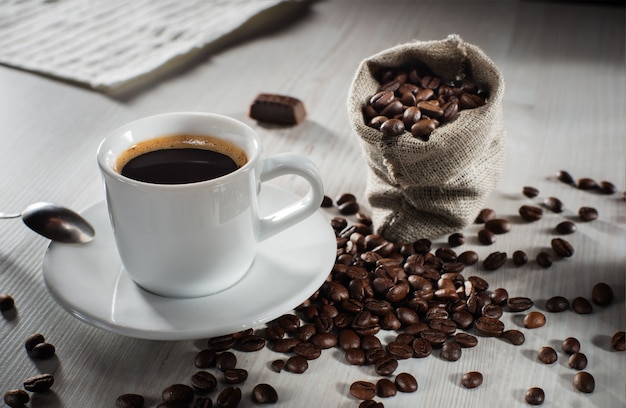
top-left (611, 331), bottom-right (625, 351)
top-left (545, 296), bottom-right (570, 313)
top-left (475, 208), bottom-right (496, 223)
top-left (524, 387), bottom-right (545, 405)
top-left (375, 356), bottom-right (399, 376)
top-left (23, 373), bottom-right (54, 393)
top-left (3, 389), bottom-right (29, 407)
top-left (551, 238), bottom-right (574, 257)
top-left (543, 196), bottom-right (563, 213)
top-left (293, 342), bottom-right (322, 360)
top-left (235, 334), bottom-right (266, 352)
top-left (321, 195), bottom-right (333, 207)
top-left (461, 371), bottom-right (483, 389)
top-left (30, 342), bottom-right (56, 359)
top-left (285, 355), bottom-right (308, 373)
top-left (252, 383), bottom-right (278, 404)
top-left (512, 250), bottom-right (528, 266)
top-left (394, 372), bottom-right (418, 393)
top-left (484, 218), bottom-right (511, 234)
top-left (270, 359), bottom-right (285, 373)
top-left (477, 228), bottom-right (496, 245)
top-left (568, 352), bottom-right (588, 370)
top-left (375, 378), bottom-right (397, 398)
top-left (310, 332), bottom-right (338, 349)
top-left (537, 346), bottom-right (558, 364)
top-left (115, 393), bottom-right (144, 408)
top-left (576, 177), bottom-right (597, 190)
top-left (336, 193), bottom-right (360, 206)
top-left (350, 381), bottom-right (377, 400)
top-left (556, 221), bottom-right (577, 234)
top-left (599, 180), bottom-right (616, 194)
top-left (490, 288), bottom-right (509, 306)
top-left (358, 400), bottom-right (384, 408)
top-left (272, 338), bottom-right (300, 353)
top-left (339, 200), bottom-right (360, 215)
top-left (557, 170), bottom-right (575, 185)
top-left (410, 119), bottom-right (437, 140)
top-left (578, 206), bottom-right (598, 221)
top-left (216, 351), bottom-right (237, 371)
top-left (536, 252), bottom-right (552, 268)
top-left (591, 282), bottom-right (614, 306)
top-left (507, 297), bottom-right (533, 312)
top-left (572, 297), bottom-right (593, 314)
top-left (500, 329), bottom-right (525, 346)
top-left (458, 250), bottom-right (478, 265)
top-left (191, 371), bottom-right (217, 392)
top-left (440, 340), bottom-right (462, 361)
top-left (524, 311), bottom-right (546, 329)
top-left (522, 186), bottom-right (539, 198)
top-left (24, 333), bottom-right (45, 353)
top-left (216, 386), bottom-right (242, 408)
top-left (447, 232), bottom-right (465, 247)
top-left (161, 384), bottom-right (194, 405)
top-left (193, 397), bottom-right (212, 408)
top-left (420, 329), bottom-right (447, 346)
top-left (344, 348), bottom-right (366, 365)
top-left (208, 334), bottom-right (236, 351)
top-left (223, 368), bottom-right (248, 384)
top-left (573, 372), bottom-right (595, 393)
top-left (519, 205), bottom-right (543, 221)
top-left (562, 337), bottom-right (581, 354)
top-left (370, 91), bottom-right (395, 110)
top-left (474, 316), bottom-right (504, 337)
top-left (411, 338), bottom-right (433, 358)
top-left (195, 349), bottom-right (217, 368)
top-left (0, 293), bottom-right (15, 311)
top-left (380, 118), bottom-right (405, 139)
top-left (386, 341), bottom-right (414, 360)
top-left (482, 251), bottom-right (507, 271)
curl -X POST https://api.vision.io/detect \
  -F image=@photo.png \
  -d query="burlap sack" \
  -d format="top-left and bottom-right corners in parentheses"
top-left (348, 35), bottom-right (506, 242)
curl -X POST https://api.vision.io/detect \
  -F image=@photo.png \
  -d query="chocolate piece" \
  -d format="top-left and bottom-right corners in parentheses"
top-left (249, 93), bottom-right (306, 125)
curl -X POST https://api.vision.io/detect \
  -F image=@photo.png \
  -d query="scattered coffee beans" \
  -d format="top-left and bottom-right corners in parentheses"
top-left (519, 205), bottom-right (543, 221)
top-left (551, 238), bottom-right (574, 258)
top-left (523, 311), bottom-right (546, 329)
top-left (461, 371), bottom-right (483, 389)
top-left (252, 383), bottom-right (278, 404)
top-left (545, 296), bottom-right (569, 313)
top-left (611, 332), bottom-right (625, 351)
top-left (24, 333), bottom-right (45, 353)
top-left (568, 352), bottom-right (588, 370)
top-left (543, 197), bottom-right (563, 213)
top-left (115, 393), bottom-right (144, 408)
top-left (562, 337), bottom-right (581, 355)
top-left (591, 282), bottom-right (614, 307)
top-left (525, 387), bottom-right (545, 405)
top-left (216, 386), bottom-right (242, 408)
top-left (376, 378), bottom-right (397, 398)
top-left (23, 373), bottom-right (54, 393)
top-left (522, 186), bottom-right (539, 198)
top-left (572, 297), bottom-right (593, 314)
top-left (578, 206), bottom-right (598, 221)
top-left (161, 384), bottom-right (194, 405)
top-left (350, 381), bottom-right (377, 400)
top-left (537, 346), bottom-right (558, 364)
top-left (394, 372), bottom-right (418, 393)
top-left (573, 372), bottom-right (595, 393)
top-left (0, 293), bottom-right (15, 311)
top-left (3, 389), bottom-right (29, 408)
top-left (555, 221), bottom-right (576, 234)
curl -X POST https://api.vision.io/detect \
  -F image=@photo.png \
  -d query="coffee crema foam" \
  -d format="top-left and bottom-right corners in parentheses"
top-left (115, 134), bottom-right (248, 173)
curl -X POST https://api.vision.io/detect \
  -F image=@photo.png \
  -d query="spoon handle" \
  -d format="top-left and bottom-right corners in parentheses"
top-left (0, 212), bottom-right (22, 219)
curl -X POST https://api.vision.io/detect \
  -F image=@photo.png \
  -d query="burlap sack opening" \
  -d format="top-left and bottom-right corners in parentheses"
top-left (348, 35), bottom-right (506, 242)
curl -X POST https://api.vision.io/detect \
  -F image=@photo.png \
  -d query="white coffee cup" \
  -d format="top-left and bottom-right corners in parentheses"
top-left (97, 112), bottom-right (324, 298)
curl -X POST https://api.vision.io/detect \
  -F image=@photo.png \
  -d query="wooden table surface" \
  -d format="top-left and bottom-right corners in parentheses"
top-left (1, 1), bottom-right (624, 407)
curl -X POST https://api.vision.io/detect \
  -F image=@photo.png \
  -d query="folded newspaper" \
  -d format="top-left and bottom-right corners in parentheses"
top-left (0, 0), bottom-right (297, 91)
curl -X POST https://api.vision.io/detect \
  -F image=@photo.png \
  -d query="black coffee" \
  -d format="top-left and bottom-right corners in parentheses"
top-left (117, 134), bottom-right (247, 185)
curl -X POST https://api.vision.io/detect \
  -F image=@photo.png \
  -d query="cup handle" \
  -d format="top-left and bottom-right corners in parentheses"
top-left (257, 153), bottom-right (324, 242)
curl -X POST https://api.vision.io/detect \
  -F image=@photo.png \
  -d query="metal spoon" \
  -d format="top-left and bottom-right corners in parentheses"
top-left (0, 202), bottom-right (95, 244)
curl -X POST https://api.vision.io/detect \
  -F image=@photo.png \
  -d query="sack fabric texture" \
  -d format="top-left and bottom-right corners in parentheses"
top-left (348, 35), bottom-right (506, 242)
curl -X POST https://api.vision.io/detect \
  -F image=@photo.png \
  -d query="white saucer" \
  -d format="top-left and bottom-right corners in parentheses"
top-left (42, 185), bottom-right (336, 341)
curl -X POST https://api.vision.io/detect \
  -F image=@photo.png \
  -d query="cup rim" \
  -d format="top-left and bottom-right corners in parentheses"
top-left (97, 112), bottom-right (261, 189)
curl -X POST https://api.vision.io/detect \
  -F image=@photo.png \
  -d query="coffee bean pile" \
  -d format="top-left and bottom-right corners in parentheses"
top-left (362, 66), bottom-right (487, 141)
top-left (3, 332), bottom-right (56, 408)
